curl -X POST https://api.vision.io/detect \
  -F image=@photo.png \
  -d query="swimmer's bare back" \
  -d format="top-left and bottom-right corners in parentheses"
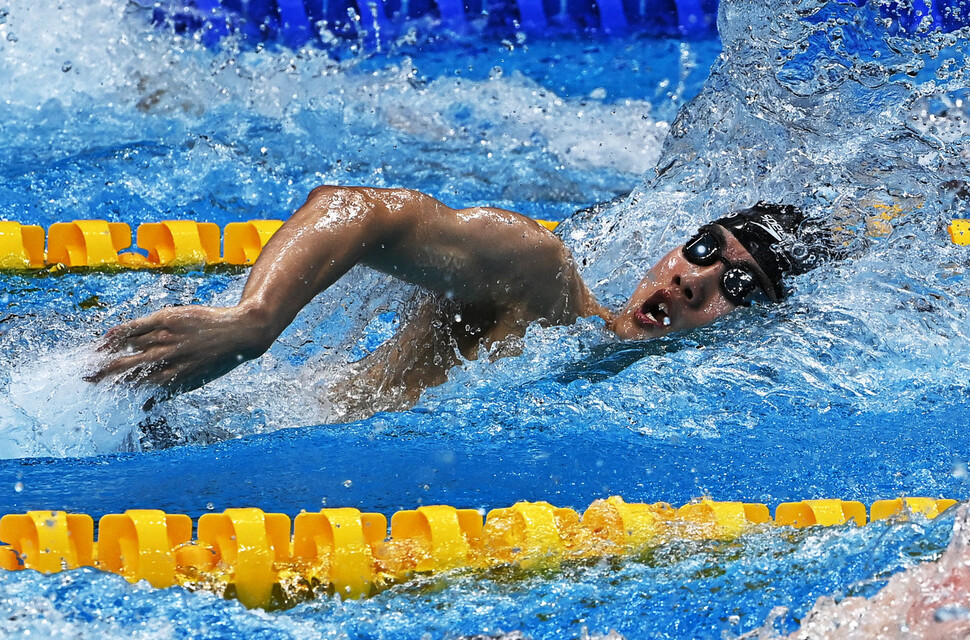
top-left (88, 186), bottom-right (609, 400)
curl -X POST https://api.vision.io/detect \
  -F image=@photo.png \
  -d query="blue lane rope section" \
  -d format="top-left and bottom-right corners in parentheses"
top-left (146, 0), bottom-right (970, 49)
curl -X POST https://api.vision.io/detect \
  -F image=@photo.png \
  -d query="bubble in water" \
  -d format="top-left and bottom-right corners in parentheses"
top-left (206, 502), bottom-right (214, 510)
top-left (13, 482), bottom-right (22, 492)
top-left (342, 479), bottom-right (352, 488)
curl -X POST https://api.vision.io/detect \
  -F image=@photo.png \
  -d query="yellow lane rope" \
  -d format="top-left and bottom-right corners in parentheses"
top-left (0, 219), bottom-right (557, 270)
top-left (0, 496), bottom-right (957, 609)
top-left (0, 219), bottom-right (285, 270)
top-left (1, 217), bottom-right (966, 272)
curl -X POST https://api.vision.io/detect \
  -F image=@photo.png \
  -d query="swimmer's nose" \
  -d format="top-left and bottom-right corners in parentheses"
top-left (673, 269), bottom-right (717, 307)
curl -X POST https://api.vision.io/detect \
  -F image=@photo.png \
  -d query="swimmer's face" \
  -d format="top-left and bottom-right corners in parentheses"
top-left (610, 224), bottom-right (776, 340)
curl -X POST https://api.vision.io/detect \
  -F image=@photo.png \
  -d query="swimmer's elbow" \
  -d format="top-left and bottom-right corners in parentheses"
top-left (304, 184), bottom-right (353, 206)
top-left (303, 185), bottom-right (429, 233)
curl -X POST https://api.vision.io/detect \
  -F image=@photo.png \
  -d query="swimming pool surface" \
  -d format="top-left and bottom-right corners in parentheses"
top-left (1, 0), bottom-right (970, 637)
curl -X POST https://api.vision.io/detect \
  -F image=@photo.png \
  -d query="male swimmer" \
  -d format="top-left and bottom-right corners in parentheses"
top-left (89, 187), bottom-right (821, 407)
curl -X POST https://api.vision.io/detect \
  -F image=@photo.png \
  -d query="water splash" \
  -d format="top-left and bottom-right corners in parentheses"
top-left (552, 0), bottom-right (970, 421)
top-left (1, 2), bottom-right (970, 635)
top-left (565, 0), bottom-right (970, 296)
top-left (1, 0), bottom-right (969, 458)
top-left (0, 345), bottom-right (149, 457)
top-left (0, 0), bottom-right (690, 456)
top-left (0, 0), bottom-right (670, 227)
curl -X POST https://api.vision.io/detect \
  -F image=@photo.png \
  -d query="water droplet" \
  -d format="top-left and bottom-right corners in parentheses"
top-left (953, 461), bottom-right (968, 480)
top-left (61, 61), bottom-right (72, 73)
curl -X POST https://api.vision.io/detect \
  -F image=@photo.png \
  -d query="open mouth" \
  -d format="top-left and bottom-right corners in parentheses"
top-left (634, 290), bottom-right (672, 329)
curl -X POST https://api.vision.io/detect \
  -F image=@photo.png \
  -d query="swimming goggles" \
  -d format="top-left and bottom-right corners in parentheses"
top-left (681, 227), bottom-right (765, 306)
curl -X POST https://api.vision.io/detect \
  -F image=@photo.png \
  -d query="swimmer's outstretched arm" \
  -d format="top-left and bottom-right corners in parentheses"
top-left (90, 186), bottom-right (604, 395)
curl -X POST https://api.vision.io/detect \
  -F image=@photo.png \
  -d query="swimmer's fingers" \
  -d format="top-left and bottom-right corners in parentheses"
top-left (84, 350), bottom-right (167, 385)
top-left (89, 305), bottom-right (253, 393)
top-left (99, 327), bottom-right (172, 358)
top-left (123, 328), bottom-right (179, 353)
top-left (92, 346), bottom-right (223, 392)
top-left (98, 316), bottom-right (162, 353)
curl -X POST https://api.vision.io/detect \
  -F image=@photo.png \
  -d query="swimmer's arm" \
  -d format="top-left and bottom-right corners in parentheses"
top-left (91, 186), bottom-right (599, 394)
top-left (236, 185), bottom-right (597, 344)
top-left (90, 186), bottom-right (413, 392)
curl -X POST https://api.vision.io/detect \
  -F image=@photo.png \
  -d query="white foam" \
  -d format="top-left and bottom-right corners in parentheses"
top-left (0, 346), bottom-right (149, 458)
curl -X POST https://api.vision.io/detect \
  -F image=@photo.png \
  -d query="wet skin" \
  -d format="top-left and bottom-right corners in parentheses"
top-left (89, 186), bottom-right (772, 406)
top-left (609, 224), bottom-right (775, 340)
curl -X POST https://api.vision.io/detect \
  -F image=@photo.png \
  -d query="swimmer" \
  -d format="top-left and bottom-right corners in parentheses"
top-left (781, 504), bottom-right (970, 640)
top-left (88, 187), bottom-right (823, 409)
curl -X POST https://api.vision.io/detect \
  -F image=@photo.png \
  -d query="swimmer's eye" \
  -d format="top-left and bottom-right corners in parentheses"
top-left (682, 230), bottom-right (722, 266)
top-left (720, 268), bottom-right (759, 307)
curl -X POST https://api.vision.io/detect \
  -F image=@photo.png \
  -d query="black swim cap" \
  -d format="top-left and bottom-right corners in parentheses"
top-left (712, 203), bottom-right (819, 301)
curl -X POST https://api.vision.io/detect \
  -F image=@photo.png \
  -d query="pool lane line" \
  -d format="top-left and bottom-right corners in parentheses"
top-left (0, 496), bottom-right (957, 609)
top-left (2, 217), bottom-right (967, 273)
top-left (0, 218), bottom-right (555, 271)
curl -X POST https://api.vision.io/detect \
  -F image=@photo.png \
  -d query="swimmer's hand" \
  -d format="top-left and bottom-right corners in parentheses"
top-left (86, 304), bottom-right (271, 396)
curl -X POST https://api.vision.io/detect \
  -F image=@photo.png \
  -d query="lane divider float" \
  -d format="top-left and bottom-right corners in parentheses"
top-left (0, 496), bottom-right (957, 609)
top-left (1, 217), bottom-right (967, 271)
top-left (950, 219), bottom-right (970, 245)
top-left (0, 219), bottom-right (285, 270)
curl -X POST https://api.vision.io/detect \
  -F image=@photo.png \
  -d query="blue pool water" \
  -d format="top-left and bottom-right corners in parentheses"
top-left (1, 0), bottom-right (970, 637)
